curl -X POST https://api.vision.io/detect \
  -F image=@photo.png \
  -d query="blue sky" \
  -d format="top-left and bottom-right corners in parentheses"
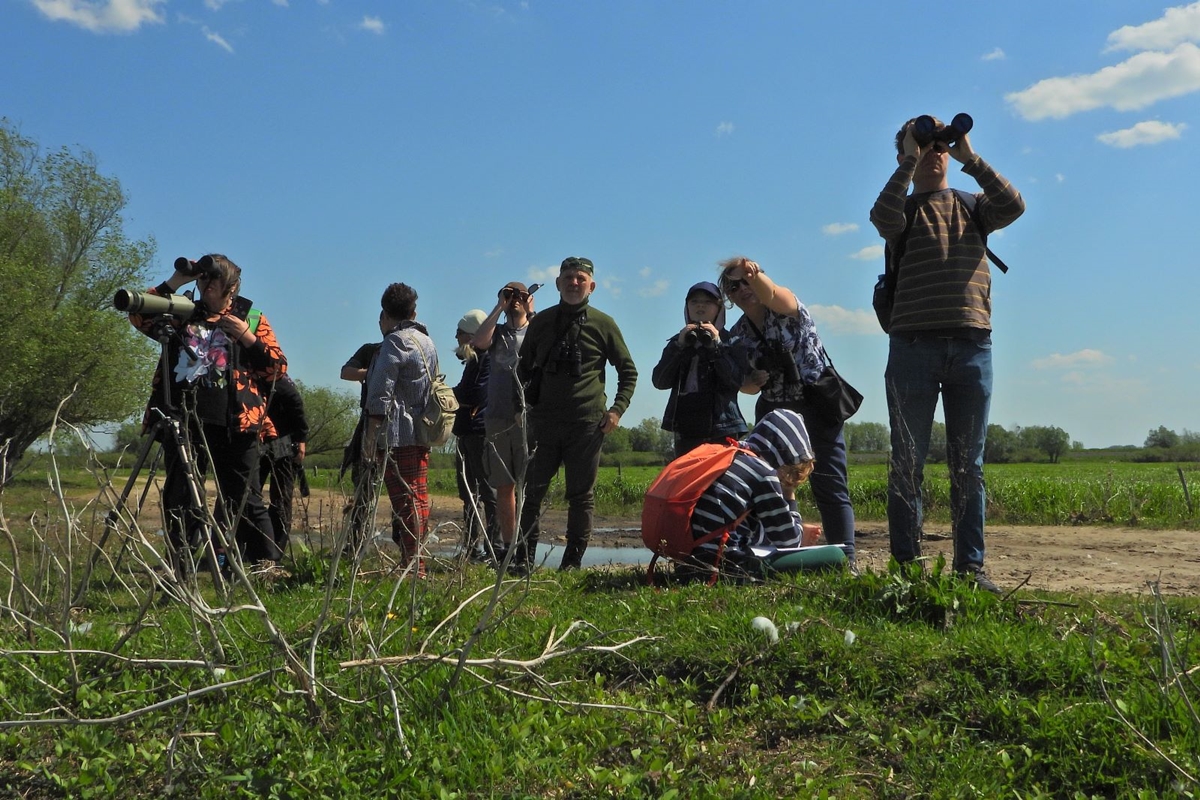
top-left (5, 0), bottom-right (1197, 448)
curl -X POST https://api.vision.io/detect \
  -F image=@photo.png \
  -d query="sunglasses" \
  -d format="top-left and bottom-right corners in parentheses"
top-left (722, 277), bottom-right (749, 291)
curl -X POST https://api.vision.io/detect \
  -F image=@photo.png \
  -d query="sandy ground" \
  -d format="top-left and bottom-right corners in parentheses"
top-left (135, 486), bottom-right (1200, 596)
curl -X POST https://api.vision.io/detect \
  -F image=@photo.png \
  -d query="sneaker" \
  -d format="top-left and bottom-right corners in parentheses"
top-left (963, 569), bottom-right (1003, 596)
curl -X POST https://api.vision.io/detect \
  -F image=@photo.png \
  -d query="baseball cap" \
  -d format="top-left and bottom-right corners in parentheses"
top-left (560, 256), bottom-right (594, 275)
top-left (456, 309), bottom-right (487, 335)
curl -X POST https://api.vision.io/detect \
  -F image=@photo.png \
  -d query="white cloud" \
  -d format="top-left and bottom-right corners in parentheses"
top-left (1097, 120), bottom-right (1187, 147)
top-left (202, 26), bottom-right (234, 53)
top-left (822, 222), bottom-right (859, 236)
top-left (637, 280), bottom-right (670, 299)
top-left (982, 47), bottom-right (1006, 61)
top-left (1006, 43), bottom-right (1200, 120)
top-left (715, 121), bottom-right (735, 137)
top-left (1055, 173), bottom-right (1066, 183)
top-left (1031, 349), bottom-right (1114, 370)
top-left (528, 265), bottom-right (558, 285)
top-left (32, 0), bottom-right (165, 33)
top-left (600, 277), bottom-right (624, 298)
top-left (204, 0), bottom-right (233, 9)
top-left (850, 244), bottom-right (884, 261)
top-left (1106, 2), bottom-right (1200, 52)
top-left (273, 0), bottom-right (288, 6)
top-left (807, 305), bottom-right (880, 336)
top-left (638, 266), bottom-right (652, 279)
top-left (360, 15), bottom-right (385, 34)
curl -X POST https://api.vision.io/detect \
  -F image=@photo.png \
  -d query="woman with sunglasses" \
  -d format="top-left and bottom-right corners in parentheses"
top-left (720, 256), bottom-right (857, 569)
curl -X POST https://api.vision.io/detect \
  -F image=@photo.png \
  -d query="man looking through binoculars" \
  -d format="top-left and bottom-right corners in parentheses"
top-left (870, 114), bottom-right (1025, 592)
top-left (127, 254), bottom-right (289, 573)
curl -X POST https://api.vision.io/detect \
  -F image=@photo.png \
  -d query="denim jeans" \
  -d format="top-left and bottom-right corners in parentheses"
top-left (885, 334), bottom-right (992, 572)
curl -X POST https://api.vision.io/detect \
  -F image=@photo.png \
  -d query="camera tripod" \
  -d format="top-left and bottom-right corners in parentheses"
top-left (84, 317), bottom-right (230, 601)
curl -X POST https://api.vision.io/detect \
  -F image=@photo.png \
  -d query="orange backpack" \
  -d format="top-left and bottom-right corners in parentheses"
top-left (641, 441), bottom-right (756, 583)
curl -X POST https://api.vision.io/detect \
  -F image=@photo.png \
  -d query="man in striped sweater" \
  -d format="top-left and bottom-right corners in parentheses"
top-left (690, 409), bottom-right (816, 554)
top-left (869, 115), bottom-right (1025, 593)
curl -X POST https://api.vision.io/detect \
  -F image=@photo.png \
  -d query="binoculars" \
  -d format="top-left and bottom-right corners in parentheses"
top-left (912, 113), bottom-right (973, 147)
top-left (174, 255), bottom-right (222, 281)
top-left (684, 326), bottom-right (715, 346)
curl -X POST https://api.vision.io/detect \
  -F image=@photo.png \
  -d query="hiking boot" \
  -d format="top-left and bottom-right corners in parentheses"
top-left (558, 541), bottom-right (586, 571)
top-left (962, 568), bottom-right (1003, 596)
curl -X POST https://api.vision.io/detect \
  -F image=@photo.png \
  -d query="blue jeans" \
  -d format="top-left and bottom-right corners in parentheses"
top-left (885, 334), bottom-right (992, 572)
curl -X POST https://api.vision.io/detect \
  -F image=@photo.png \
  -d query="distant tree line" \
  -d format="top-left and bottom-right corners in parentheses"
top-left (842, 421), bottom-right (1075, 464)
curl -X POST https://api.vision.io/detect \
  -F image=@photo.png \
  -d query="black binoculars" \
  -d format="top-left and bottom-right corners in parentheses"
top-left (174, 255), bottom-right (222, 281)
top-left (912, 113), bottom-right (973, 147)
top-left (684, 326), bottom-right (715, 346)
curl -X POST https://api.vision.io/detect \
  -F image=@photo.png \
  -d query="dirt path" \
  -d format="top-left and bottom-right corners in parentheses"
top-left (422, 500), bottom-right (1200, 596)
top-left (149, 487), bottom-right (1200, 596)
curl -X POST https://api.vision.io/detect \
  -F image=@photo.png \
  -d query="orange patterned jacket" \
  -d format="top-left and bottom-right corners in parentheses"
top-left (129, 283), bottom-right (288, 435)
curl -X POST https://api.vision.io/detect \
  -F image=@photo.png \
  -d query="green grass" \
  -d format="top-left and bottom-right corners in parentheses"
top-left (2, 551), bottom-right (1199, 798)
top-left (428, 459), bottom-right (1200, 529)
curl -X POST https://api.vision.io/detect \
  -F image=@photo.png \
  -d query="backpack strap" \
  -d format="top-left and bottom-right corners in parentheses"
top-left (887, 190), bottom-right (1009, 277)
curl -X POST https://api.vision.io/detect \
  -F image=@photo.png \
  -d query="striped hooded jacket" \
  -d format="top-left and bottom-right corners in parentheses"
top-left (690, 409), bottom-right (814, 551)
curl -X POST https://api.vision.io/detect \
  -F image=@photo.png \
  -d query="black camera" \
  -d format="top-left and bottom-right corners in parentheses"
top-left (684, 326), bottom-right (715, 346)
top-left (756, 340), bottom-right (802, 386)
top-left (912, 113), bottom-right (973, 147)
top-left (174, 255), bottom-right (221, 281)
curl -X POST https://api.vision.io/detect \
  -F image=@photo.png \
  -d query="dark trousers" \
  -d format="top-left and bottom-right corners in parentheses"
top-left (162, 423), bottom-right (279, 565)
top-left (755, 396), bottom-right (857, 559)
top-left (456, 434), bottom-right (497, 549)
top-left (260, 450), bottom-right (297, 552)
top-left (518, 417), bottom-right (606, 561)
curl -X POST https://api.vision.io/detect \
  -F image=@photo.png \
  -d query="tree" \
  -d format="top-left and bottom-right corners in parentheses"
top-left (843, 421), bottom-right (889, 453)
top-left (1144, 426), bottom-right (1180, 449)
top-left (927, 421), bottom-right (947, 463)
top-left (294, 381), bottom-right (360, 457)
top-left (602, 426), bottom-right (632, 454)
top-left (1020, 425), bottom-right (1071, 463)
top-left (0, 120), bottom-right (155, 482)
top-left (111, 419), bottom-right (144, 453)
top-left (629, 417), bottom-right (673, 460)
top-left (984, 423), bottom-right (1016, 464)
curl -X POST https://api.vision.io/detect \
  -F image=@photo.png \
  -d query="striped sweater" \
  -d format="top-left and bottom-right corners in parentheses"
top-left (691, 409), bottom-right (813, 551)
top-left (870, 155), bottom-right (1025, 333)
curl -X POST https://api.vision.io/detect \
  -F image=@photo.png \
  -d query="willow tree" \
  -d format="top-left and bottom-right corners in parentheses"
top-left (0, 120), bottom-right (156, 482)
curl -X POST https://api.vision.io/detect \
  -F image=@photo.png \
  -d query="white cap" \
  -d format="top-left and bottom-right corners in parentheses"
top-left (456, 309), bottom-right (488, 335)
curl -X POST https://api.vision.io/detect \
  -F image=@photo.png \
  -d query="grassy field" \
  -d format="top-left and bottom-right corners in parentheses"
top-left (2, 461), bottom-right (1200, 796)
top-left (1, 552), bottom-right (1198, 797)
top-left (428, 459), bottom-right (1200, 529)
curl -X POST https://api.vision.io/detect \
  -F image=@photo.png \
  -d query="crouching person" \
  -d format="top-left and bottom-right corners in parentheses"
top-left (690, 409), bottom-right (826, 572)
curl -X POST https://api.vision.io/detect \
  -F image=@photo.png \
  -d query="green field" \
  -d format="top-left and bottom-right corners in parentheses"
top-left (429, 459), bottom-right (1200, 529)
top-left (3, 458), bottom-right (1200, 796)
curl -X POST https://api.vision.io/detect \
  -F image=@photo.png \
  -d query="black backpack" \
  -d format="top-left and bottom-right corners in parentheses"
top-left (872, 189), bottom-right (1009, 333)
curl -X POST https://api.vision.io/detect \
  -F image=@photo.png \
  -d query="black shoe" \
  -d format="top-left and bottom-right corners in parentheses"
top-left (962, 568), bottom-right (1003, 596)
top-left (558, 541), bottom-right (586, 571)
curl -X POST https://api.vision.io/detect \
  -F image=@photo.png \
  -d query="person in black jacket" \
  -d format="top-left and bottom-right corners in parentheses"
top-left (451, 309), bottom-right (497, 562)
top-left (651, 281), bottom-right (749, 458)
top-left (259, 374), bottom-right (309, 554)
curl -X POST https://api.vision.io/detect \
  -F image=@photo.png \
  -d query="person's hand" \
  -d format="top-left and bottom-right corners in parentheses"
top-left (747, 369), bottom-right (769, 388)
top-left (599, 410), bottom-right (621, 435)
top-left (217, 314), bottom-right (252, 344)
top-left (901, 123), bottom-right (921, 159)
top-left (676, 324), bottom-right (696, 346)
top-left (295, 442), bottom-right (306, 464)
top-left (947, 131), bottom-right (976, 164)
top-left (697, 322), bottom-right (720, 346)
